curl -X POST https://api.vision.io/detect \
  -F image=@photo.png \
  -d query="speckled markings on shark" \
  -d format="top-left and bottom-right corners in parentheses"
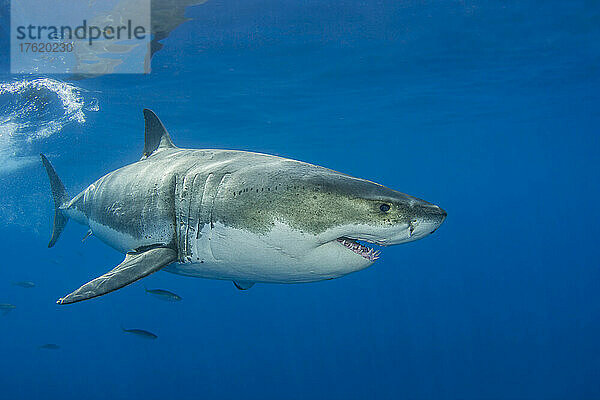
top-left (41, 109), bottom-right (446, 305)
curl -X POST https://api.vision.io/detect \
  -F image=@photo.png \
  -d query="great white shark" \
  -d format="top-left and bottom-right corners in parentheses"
top-left (41, 109), bottom-right (446, 304)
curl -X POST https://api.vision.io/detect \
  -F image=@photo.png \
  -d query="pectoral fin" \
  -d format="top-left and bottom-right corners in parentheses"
top-left (233, 281), bottom-right (255, 290)
top-left (57, 247), bottom-right (177, 305)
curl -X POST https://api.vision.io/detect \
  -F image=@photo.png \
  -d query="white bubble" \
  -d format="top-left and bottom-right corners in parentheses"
top-left (0, 78), bottom-right (99, 173)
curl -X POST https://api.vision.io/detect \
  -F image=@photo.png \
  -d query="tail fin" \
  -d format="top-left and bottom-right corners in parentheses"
top-left (40, 154), bottom-right (70, 248)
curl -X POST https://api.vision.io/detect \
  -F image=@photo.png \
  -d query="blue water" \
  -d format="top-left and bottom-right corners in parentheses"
top-left (1, 1), bottom-right (599, 399)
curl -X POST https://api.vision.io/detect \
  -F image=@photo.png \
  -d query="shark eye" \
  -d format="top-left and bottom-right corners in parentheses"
top-left (379, 203), bottom-right (391, 212)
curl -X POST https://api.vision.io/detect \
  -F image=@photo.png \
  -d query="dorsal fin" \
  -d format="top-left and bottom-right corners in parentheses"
top-left (142, 109), bottom-right (176, 158)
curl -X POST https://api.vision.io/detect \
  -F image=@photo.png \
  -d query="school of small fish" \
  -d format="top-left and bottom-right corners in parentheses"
top-left (4, 271), bottom-right (182, 346)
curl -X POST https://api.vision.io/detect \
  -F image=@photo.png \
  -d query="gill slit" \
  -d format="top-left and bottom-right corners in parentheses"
top-left (196, 173), bottom-right (211, 240)
top-left (209, 173), bottom-right (231, 230)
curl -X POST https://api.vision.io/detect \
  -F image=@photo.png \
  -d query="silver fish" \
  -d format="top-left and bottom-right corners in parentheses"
top-left (13, 281), bottom-right (35, 288)
top-left (122, 327), bottom-right (158, 340)
top-left (0, 303), bottom-right (16, 315)
top-left (145, 288), bottom-right (182, 302)
top-left (38, 343), bottom-right (60, 350)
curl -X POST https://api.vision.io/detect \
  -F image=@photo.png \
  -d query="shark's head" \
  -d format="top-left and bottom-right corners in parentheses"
top-left (308, 172), bottom-right (447, 246)
top-left (209, 156), bottom-right (447, 283)
top-left (285, 168), bottom-right (447, 277)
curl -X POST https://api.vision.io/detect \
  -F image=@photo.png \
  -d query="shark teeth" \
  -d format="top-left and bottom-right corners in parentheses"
top-left (336, 237), bottom-right (380, 261)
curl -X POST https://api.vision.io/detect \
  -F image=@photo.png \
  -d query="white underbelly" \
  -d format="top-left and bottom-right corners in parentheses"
top-left (163, 261), bottom-right (336, 283)
top-left (163, 221), bottom-right (368, 283)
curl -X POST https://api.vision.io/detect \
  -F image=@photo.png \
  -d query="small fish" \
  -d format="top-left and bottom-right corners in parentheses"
top-left (81, 230), bottom-right (92, 243)
top-left (13, 281), bottom-right (36, 288)
top-left (122, 327), bottom-right (158, 340)
top-left (144, 287), bottom-right (182, 302)
top-left (38, 343), bottom-right (60, 350)
top-left (0, 303), bottom-right (16, 315)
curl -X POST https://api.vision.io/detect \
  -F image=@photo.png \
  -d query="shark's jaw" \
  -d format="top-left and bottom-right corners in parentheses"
top-left (336, 237), bottom-right (381, 261)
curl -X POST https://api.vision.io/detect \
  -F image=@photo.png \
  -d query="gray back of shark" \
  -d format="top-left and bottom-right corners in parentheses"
top-left (41, 109), bottom-right (446, 305)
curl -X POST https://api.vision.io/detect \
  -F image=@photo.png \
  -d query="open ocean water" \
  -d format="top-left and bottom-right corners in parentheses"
top-left (0, 1), bottom-right (599, 399)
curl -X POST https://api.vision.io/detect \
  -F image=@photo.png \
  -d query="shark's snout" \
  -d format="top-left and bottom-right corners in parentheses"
top-left (430, 206), bottom-right (447, 233)
top-left (407, 202), bottom-right (446, 241)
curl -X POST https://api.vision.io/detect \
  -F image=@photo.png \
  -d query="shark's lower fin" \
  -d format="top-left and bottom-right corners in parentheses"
top-left (233, 281), bottom-right (255, 290)
top-left (57, 247), bottom-right (177, 305)
top-left (40, 154), bottom-right (70, 248)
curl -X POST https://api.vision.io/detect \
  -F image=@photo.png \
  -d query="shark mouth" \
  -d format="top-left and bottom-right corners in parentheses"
top-left (336, 237), bottom-right (381, 261)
